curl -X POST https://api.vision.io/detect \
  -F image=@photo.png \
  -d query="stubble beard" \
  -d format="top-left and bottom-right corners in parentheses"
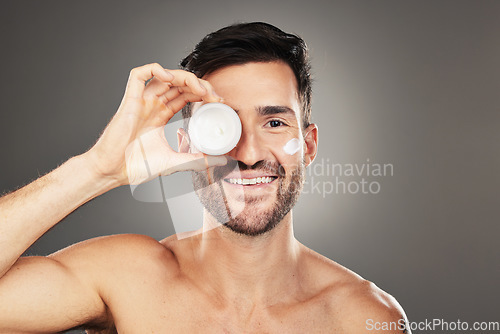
top-left (192, 160), bottom-right (305, 236)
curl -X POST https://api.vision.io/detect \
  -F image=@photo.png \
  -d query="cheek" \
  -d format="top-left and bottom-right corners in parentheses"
top-left (282, 138), bottom-right (301, 155)
top-left (269, 137), bottom-right (304, 176)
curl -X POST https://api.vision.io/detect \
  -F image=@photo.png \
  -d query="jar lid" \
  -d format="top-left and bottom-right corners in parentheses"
top-left (188, 103), bottom-right (242, 155)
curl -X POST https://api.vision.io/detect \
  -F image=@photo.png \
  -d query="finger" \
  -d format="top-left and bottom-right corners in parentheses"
top-left (198, 79), bottom-right (222, 103)
top-left (125, 63), bottom-right (174, 99)
top-left (162, 86), bottom-right (190, 102)
top-left (167, 70), bottom-right (207, 96)
top-left (168, 71), bottom-right (223, 103)
top-left (143, 78), bottom-right (172, 98)
top-left (161, 84), bottom-right (217, 104)
top-left (164, 92), bottom-right (204, 117)
top-left (144, 77), bottom-right (172, 98)
top-left (155, 92), bottom-right (201, 124)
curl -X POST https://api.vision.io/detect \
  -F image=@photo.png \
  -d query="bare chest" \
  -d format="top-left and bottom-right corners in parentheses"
top-left (100, 280), bottom-right (339, 333)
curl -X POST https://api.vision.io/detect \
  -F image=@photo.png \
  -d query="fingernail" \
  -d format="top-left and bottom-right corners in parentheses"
top-left (164, 69), bottom-right (174, 80)
top-left (212, 91), bottom-right (223, 102)
top-left (199, 82), bottom-right (207, 94)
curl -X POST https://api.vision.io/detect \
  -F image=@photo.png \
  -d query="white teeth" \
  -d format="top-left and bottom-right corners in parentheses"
top-left (227, 177), bottom-right (274, 185)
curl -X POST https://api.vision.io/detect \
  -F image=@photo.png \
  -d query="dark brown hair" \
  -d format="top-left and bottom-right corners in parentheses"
top-left (180, 22), bottom-right (312, 129)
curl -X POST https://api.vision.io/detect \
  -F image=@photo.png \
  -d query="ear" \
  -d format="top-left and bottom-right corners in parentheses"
top-left (303, 124), bottom-right (318, 167)
top-left (177, 128), bottom-right (191, 153)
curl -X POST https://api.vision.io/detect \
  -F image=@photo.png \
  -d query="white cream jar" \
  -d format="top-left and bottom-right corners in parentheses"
top-left (188, 103), bottom-right (242, 155)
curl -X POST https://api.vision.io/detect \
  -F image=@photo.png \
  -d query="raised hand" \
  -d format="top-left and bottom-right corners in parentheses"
top-left (84, 63), bottom-right (227, 185)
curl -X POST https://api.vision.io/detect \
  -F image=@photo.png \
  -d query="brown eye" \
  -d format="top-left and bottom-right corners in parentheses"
top-left (269, 120), bottom-right (284, 127)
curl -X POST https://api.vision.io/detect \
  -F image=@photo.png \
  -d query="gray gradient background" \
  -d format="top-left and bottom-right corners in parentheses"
top-left (1, 0), bottom-right (499, 331)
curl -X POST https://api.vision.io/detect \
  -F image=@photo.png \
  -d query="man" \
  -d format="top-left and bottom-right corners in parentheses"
top-left (0, 22), bottom-right (409, 333)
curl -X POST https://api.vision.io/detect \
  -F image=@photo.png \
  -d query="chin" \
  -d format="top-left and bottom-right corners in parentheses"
top-left (222, 216), bottom-right (281, 237)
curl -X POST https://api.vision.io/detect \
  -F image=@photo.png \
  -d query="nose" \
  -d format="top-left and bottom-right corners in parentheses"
top-left (228, 124), bottom-right (270, 166)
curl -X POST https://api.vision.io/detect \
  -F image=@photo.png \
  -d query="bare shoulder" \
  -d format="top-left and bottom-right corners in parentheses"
top-left (337, 280), bottom-right (409, 333)
top-left (300, 245), bottom-right (410, 333)
top-left (0, 234), bottom-right (179, 333)
top-left (50, 234), bottom-right (180, 286)
top-left (51, 233), bottom-right (175, 264)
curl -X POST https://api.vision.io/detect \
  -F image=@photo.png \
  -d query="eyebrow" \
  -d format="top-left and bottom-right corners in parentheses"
top-left (258, 105), bottom-right (296, 117)
top-left (233, 105), bottom-right (296, 117)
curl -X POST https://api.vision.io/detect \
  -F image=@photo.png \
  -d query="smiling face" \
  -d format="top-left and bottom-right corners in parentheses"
top-left (184, 61), bottom-right (317, 236)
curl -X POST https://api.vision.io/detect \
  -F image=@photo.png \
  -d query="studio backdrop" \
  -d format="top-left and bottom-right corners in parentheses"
top-left (1, 0), bottom-right (499, 332)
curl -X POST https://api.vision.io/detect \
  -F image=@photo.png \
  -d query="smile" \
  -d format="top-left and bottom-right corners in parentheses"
top-left (224, 176), bottom-right (277, 185)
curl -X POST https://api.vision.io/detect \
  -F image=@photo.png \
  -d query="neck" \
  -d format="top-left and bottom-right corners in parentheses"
top-left (195, 210), bottom-right (301, 306)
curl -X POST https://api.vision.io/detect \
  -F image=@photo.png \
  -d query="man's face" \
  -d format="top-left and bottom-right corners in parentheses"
top-left (185, 61), bottom-right (317, 236)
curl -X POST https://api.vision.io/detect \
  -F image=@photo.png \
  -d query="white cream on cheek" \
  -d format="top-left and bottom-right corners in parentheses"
top-left (283, 138), bottom-right (301, 155)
